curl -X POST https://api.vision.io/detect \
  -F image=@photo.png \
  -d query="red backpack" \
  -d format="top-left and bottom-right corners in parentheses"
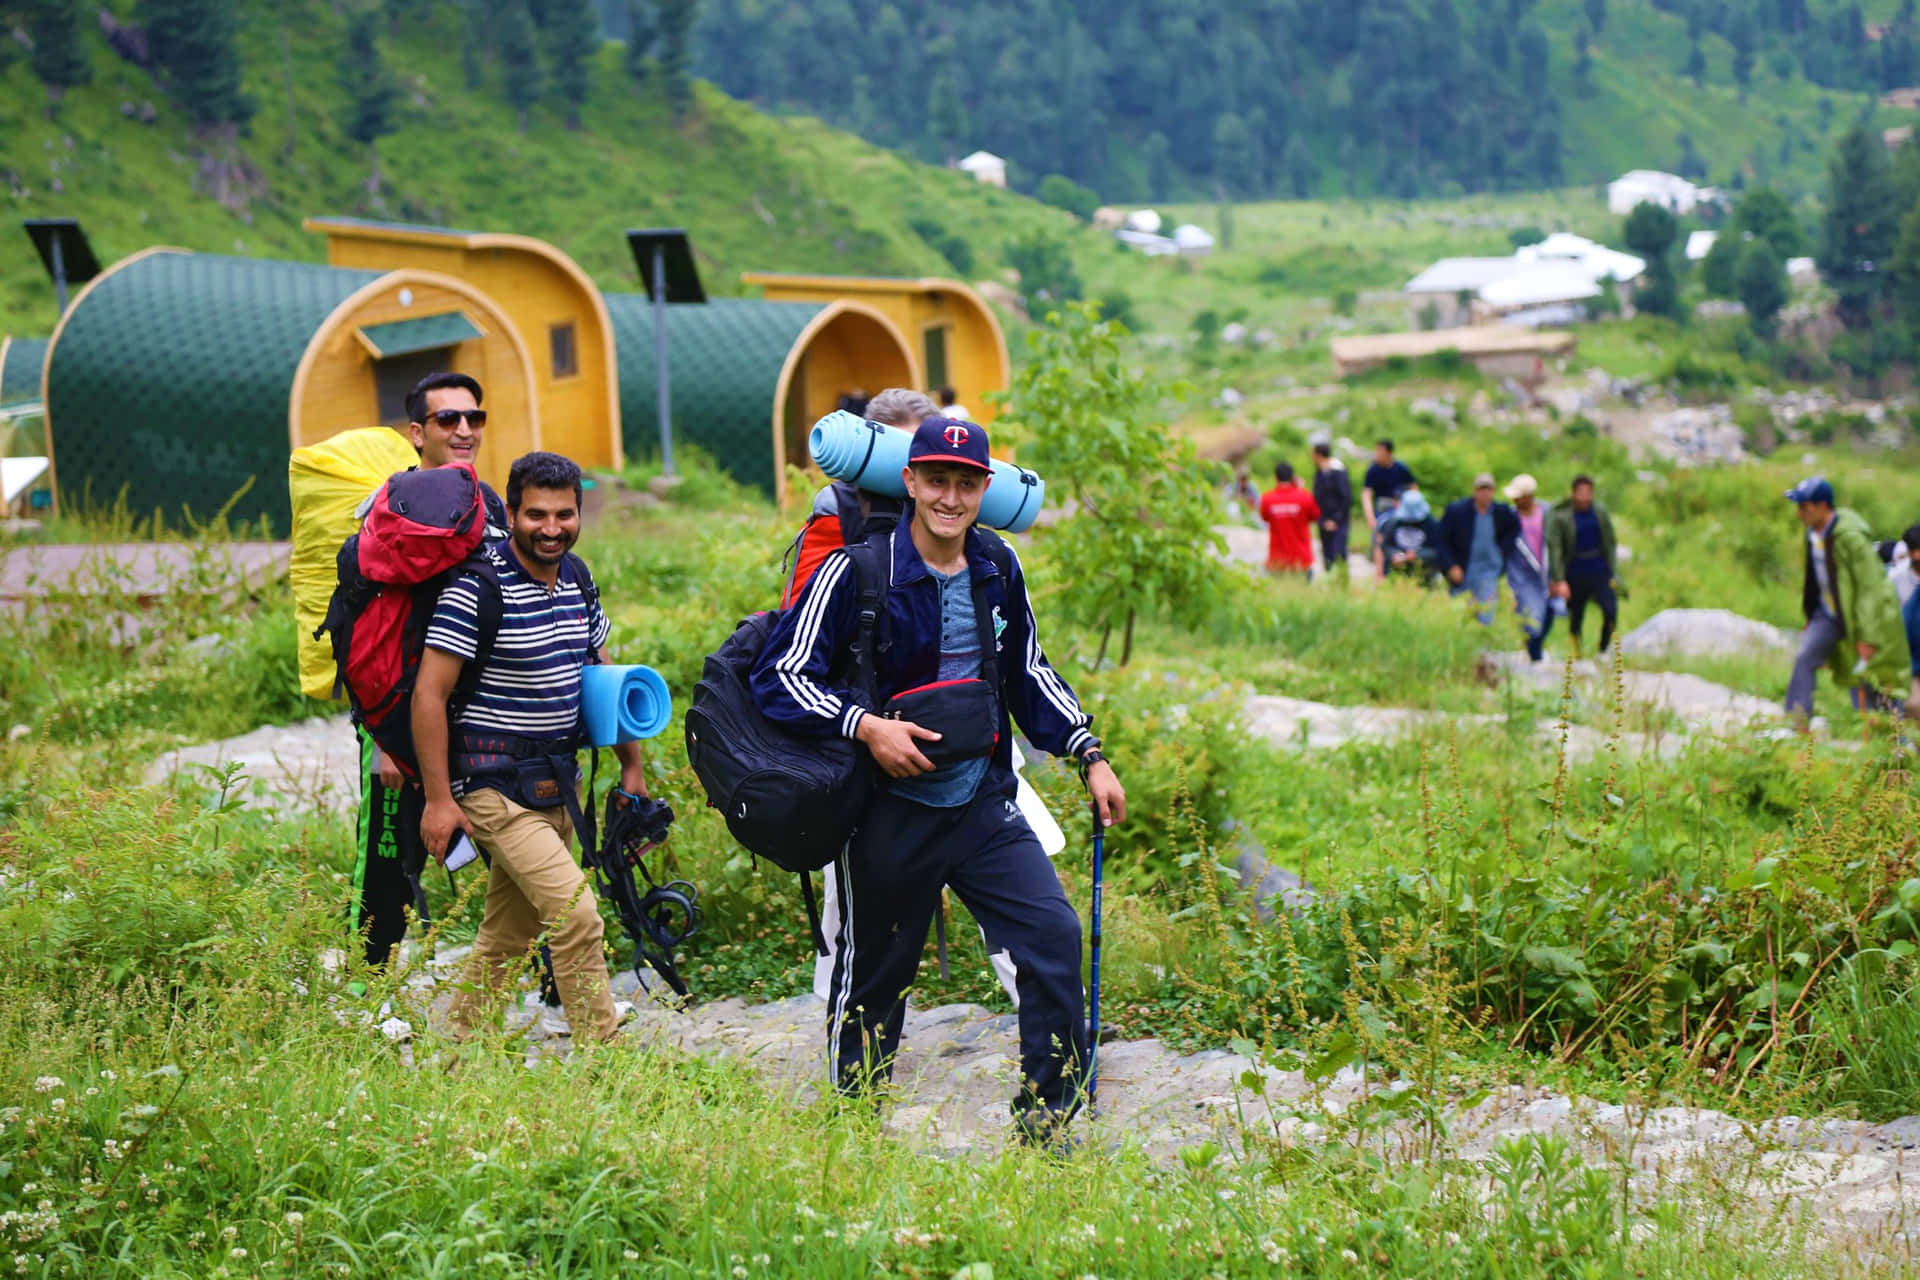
top-left (314, 464), bottom-right (494, 779)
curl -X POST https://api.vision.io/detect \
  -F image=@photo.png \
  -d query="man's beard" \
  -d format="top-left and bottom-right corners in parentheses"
top-left (514, 528), bottom-right (576, 565)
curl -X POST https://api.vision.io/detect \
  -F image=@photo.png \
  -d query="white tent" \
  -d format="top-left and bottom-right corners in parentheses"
top-left (1172, 224), bottom-right (1215, 257)
top-left (1124, 209), bottom-right (1163, 233)
top-left (1478, 263), bottom-right (1602, 311)
top-left (1685, 230), bottom-right (1718, 261)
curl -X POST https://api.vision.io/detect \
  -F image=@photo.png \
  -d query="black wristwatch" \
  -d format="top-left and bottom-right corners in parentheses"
top-left (1078, 748), bottom-right (1106, 776)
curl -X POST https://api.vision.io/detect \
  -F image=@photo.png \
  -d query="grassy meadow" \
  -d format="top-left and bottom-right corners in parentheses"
top-left (3, 393), bottom-right (1918, 1271)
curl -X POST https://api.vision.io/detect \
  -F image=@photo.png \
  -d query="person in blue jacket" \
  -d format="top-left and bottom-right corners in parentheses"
top-left (750, 415), bottom-right (1126, 1149)
top-left (1436, 473), bottom-right (1521, 627)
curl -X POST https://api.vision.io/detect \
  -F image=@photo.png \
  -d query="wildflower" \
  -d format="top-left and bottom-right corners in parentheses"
top-left (284, 1212), bottom-right (303, 1228)
top-left (732, 1269), bottom-right (747, 1279)
top-left (32, 1077), bottom-right (60, 1094)
top-left (1340, 1249), bottom-right (1359, 1266)
top-left (230, 1247), bottom-right (248, 1259)
top-left (48, 1098), bottom-right (65, 1114)
top-left (623, 1251), bottom-right (639, 1262)
top-left (99, 1070), bottom-right (116, 1080)
top-left (1260, 1239), bottom-right (1286, 1264)
top-left (752, 1256), bottom-right (769, 1267)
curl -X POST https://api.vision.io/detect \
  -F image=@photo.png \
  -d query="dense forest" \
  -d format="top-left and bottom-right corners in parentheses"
top-left (679, 0), bottom-right (1907, 200)
top-left (0, 0), bottom-right (1900, 205)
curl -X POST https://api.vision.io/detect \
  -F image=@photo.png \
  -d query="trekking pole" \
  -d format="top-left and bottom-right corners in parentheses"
top-left (1087, 797), bottom-right (1104, 1117)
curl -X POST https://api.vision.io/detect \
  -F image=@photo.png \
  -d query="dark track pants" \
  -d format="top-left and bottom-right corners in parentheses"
top-left (1320, 526), bottom-right (1349, 576)
top-left (353, 727), bottom-right (425, 968)
top-left (826, 774), bottom-right (1087, 1114)
top-left (1567, 579), bottom-right (1618, 656)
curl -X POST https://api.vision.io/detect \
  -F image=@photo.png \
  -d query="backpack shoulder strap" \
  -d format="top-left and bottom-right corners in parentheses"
top-left (970, 529), bottom-right (1012, 693)
top-left (448, 557), bottom-right (506, 706)
top-left (840, 536), bottom-right (888, 697)
top-left (564, 552), bottom-right (605, 666)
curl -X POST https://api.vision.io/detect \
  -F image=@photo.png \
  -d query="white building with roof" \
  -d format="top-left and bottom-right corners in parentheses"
top-left (957, 150), bottom-right (1007, 188)
top-left (1607, 169), bottom-right (1700, 216)
top-left (1172, 224), bottom-right (1215, 258)
top-left (1404, 235), bottom-right (1644, 327)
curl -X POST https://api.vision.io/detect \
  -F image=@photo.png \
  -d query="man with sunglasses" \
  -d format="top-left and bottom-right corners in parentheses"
top-left (351, 373), bottom-right (510, 979)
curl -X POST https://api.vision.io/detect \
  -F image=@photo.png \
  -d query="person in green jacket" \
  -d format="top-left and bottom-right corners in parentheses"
top-left (1783, 476), bottom-right (1912, 719)
top-left (1546, 475), bottom-right (1620, 657)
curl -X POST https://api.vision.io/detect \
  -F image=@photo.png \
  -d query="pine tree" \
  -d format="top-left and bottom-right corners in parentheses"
top-left (1212, 112), bottom-right (1253, 199)
top-left (25, 0), bottom-right (92, 118)
top-left (1143, 131), bottom-right (1172, 201)
top-left (1818, 122), bottom-right (1902, 327)
top-left (460, 0), bottom-right (487, 90)
top-left (624, 0), bottom-right (655, 86)
top-left (1736, 240), bottom-right (1788, 338)
top-left (139, 0), bottom-right (256, 132)
top-left (657, 0), bottom-right (697, 123)
top-left (1684, 39), bottom-right (1706, 87)
top-left (340, 4), bottom-right (399, 193)
top-left (926, 64), bottom-right (967, 165)
top-left (1584, 0), bottom-right (1606, 33)
top-left (1888, 198), bottom-right (1920, 344)
top-left (1285, 135), bottom-right (1316, 198)
top-left (497, 0), bottom-right (540, 132)
top-left (546, 0), bottom-right (599, 128)
top-left (1624, 201), bottom-right (1681, 318)
top-left (1573, 26), bottom-right (1594, 98)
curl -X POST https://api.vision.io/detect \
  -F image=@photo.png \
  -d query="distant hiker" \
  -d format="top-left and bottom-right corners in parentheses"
top-left (1375, 486), bottom-right (1440, 582)
top-left (1890, 525), bottom-right (1918, 610)
top-left (1361, 439), bottom-right (1415, 533)
top-left (751, 415), bottom-right (1125, 1148)
top-left (1504, 473), bottom-right (1555, 662)
top-left (1311, 442), bottom-right (1353, 577)
top-left (1547, 475), bottom-right (1619, 658)
top-left (1256, 461), bottom-right (1320, 574)
top-left (354, 372), bottom-right (510, 971)
top-left (1782, 476), bottom-right (1912, 720)
top-left (1437, 474), bottom-right (1519, 626)
top-left (937, 385), bottom-right (970, 421)
top-left (414, 452), bottom-right (653, 1046)
top-left (1902, 525), bottom-right (1920, 714)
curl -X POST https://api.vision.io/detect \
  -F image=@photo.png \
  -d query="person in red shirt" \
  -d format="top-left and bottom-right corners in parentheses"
top-left (1256, 461), bottom-right (1320, 573)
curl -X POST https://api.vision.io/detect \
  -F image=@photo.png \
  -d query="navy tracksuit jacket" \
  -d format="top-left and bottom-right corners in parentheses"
top-left (750, 518), bottom-right (1098, 1112)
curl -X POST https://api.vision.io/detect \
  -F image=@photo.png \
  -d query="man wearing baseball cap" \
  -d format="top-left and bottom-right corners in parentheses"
top-left (751, 415), bottom-right (1125, 1149)
top-left (1784, 475), bottom-right (1910, 720)
top-left (1503, 473), bottom-right (1556, 662)
top-left (1436, 473), bottom-right (1520, 627)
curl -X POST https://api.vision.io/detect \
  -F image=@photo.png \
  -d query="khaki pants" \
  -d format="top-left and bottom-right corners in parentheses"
top-left (447, 787), bottom-right (617, 1044)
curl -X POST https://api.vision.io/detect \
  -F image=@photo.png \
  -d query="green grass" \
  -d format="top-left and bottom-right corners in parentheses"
top-left (0, 0), bottom-right (1096, 338)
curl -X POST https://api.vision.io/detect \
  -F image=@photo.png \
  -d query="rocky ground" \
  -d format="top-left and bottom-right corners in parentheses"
top-left (155, 607), bottom-right (1916, 1253)
top-left (344, 954), bottom-right (1920, 1254)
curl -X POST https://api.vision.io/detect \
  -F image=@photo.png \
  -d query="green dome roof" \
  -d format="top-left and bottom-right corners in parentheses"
top-left (1, 337), bottom-right (47, 406)
top-left (47, 252), bottom-right (379, 530)
top-left (606, 294), bottom-right (826, 495)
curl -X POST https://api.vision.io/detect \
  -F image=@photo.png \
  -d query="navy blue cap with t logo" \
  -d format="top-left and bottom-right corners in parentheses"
top-left (908, 415), bottom-right (993, 472)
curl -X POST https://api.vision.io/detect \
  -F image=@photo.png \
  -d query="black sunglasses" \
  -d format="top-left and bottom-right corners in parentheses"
top-left (426, 408), bottom-right (487, 428)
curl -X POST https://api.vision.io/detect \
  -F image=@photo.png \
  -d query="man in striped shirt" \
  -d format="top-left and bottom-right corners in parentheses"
top-left (412, 451), bottom-right (651, 1046)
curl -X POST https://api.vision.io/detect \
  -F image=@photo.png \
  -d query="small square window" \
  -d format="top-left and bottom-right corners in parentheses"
top-left (550, 323), bottom-right (578, 379)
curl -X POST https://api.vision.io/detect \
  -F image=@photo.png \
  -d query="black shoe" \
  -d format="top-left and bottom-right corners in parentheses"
top-left (1011, 1106), bottom-right (1080, 1155)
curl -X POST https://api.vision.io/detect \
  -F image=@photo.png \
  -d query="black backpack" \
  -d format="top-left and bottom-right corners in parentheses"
top-left (684, 537), bottom-right (887, 876)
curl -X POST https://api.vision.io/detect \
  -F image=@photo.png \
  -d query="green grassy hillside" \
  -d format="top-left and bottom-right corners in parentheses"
top-left (0, 0), bottom-right (1084, 336)
top-left (1537, 0), bottom-right (1901, 191)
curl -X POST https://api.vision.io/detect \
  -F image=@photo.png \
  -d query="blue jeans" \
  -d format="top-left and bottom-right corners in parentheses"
top-left (1453, 569), bottom-right (1500, 626)
top-left (1507, 553), bottom-right (1554, 658)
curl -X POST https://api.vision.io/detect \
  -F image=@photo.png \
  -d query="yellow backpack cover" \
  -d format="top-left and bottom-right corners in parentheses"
top-left (288, 427), bottom-right (418, 702)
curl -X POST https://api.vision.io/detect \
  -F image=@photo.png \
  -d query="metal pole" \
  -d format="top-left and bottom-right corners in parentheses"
top-left (50, 232), bottom-right (67, 314)
top-left (1088, 798), bottom-right (1103, 1117)
top-left (652, 243), bottom-right (675, 477)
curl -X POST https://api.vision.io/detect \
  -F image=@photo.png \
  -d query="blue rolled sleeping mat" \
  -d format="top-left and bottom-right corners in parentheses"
top-left (807, 410), bottom-right (1046, 534)
top-left (581, 664), bottom-right (673, 746)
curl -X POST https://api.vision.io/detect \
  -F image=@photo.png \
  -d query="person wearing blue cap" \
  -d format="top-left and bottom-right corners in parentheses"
top-left (1784, 475), bottom-right (1911, 720)
top-left (751, 414), bottom-right (1125, 1149)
